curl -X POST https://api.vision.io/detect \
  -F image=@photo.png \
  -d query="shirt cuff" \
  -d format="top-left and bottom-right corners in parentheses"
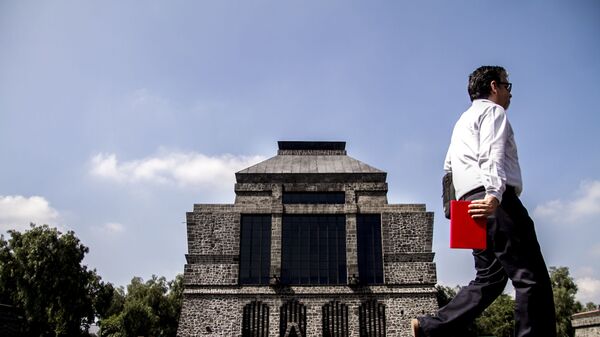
top-left (485, 191), bottom-right (502, 204)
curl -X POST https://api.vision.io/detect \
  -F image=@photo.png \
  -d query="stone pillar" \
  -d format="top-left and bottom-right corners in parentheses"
top-left (346, 214), bottom-right (358, 283)
top-left (270, 213), bottom-right (282, 283)
top-left (270, 184), bottom-right (283, 283)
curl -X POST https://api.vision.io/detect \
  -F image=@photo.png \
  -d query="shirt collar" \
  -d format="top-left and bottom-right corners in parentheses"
top-left (473, 99), bottom-right (504, 110)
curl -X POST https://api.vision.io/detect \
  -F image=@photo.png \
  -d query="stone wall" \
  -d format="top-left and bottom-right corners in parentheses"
top-left (573, 309), bottom-right (600, 337)
top-left (183, 263), bottom-right (238, 285)
top-left (187, 209), bottom-right (239, 256)
top-left (178, 290), bottom-right (437, 337)
top-left (183, 204), bottom-right (436, 287)
top-left (383, 262), bottom-right (437, 284)
top-left (178, 296), bottom-right (241, 336)
top-left (382, 212), bottom-right (434, 254)
top-left (179, 188), bottom-right (438, 335)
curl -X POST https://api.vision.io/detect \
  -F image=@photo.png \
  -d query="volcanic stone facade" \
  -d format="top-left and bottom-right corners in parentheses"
top-left (572, 309), bottom-right (600, 337)
top-left (177, 141), bottom-right (438, 337)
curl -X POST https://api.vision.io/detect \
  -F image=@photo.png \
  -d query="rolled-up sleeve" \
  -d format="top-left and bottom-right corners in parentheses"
top-left (444, 147), bottom-right (452, 173)
top-left (478, 106), bottom-right (508, 202)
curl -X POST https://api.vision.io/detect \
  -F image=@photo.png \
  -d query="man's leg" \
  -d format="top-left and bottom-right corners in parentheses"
top-left (492, 192), bottom-right (556, 337)
top-left (418, 192), bottom-right (508, 337)
top-left (418, 250), bottom-right (508, 337)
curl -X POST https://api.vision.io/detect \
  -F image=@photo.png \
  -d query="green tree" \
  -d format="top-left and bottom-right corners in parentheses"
top-left (435, 284), bottom-right (458, 307)
top-left (474, 294), bottom-right (515, 337)
top-left (98, 274), bottom-right (183, 337)
top-left (121, 301), bottom-right (159, 337)
top-left (580, 302), bottom-right (598, 312)
top-left (0, 224), bottom-right (109, 337)
top-left (97, 314), bottom-right (125, 337)
top-left (94, 282), bottom-right (124, 320)
top-left (550, 266), bottom-right (578, 337)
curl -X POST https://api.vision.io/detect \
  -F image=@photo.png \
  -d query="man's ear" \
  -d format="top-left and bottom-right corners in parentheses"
top-left (490, 80), bottom-right (499, 95)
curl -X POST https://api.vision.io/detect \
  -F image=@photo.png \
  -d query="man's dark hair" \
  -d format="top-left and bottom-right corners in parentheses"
top-left (468, 66), bottom-right (507, 101)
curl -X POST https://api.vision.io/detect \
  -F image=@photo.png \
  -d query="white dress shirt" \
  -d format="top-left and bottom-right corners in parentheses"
top-left (444, 99), bottom-right (523, 203)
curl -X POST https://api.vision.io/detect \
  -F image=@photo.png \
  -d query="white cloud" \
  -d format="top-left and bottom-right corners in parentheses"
top-left (91, 222), bottom-right (125, 236)
top-left (104, 222), bottom-right (125, 234)
top-left (90, 151), bottom-right (266, 190)
top-left (0, 195), bottom-right (60, 232)
top-left (576, 277), bottom-right (600, 304)
top-left (534, 180), bottom-right (600, 225)
top-left (90, 154), bottom-right (125, 181)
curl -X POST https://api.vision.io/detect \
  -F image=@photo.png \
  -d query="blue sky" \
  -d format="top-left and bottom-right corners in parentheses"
top-left (1, 1), bottom-right (599, 303)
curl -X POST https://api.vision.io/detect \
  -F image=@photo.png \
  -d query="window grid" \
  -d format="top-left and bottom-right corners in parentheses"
top-left (280, 300), bottom-right (307, 337)
top-left (357, 214), bottom-right (384, 284)
top-left (281, 215), bottom-right (347, 285)
top-left (358, 300), bottom-right (386, 337)
top-left (242, 301), bottom-right (269, 337)
top-left (322, 300), bottom-right (349, 337)
top-left (239, 215), bottom-right (272, 285)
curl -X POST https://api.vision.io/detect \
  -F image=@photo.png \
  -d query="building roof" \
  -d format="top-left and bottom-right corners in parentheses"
top-left (237, 154), bottom-right (383, 174)
top-left (236, 141), bottom-right (386, 183)
top-left (236, 141), bottom-right (384, 175)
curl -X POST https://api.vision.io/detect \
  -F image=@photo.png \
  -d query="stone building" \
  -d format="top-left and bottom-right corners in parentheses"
top-left (177, 141), bottom-right (438, 337)
top-left (572, 309), bottom-right (600, 337)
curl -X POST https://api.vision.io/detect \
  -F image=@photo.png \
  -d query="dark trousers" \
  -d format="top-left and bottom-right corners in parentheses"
top-left (419, 187), bottom-right (557, 337)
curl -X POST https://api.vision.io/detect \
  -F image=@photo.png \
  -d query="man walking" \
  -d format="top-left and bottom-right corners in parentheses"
top-left (412, 66), bottom-right (556, 337)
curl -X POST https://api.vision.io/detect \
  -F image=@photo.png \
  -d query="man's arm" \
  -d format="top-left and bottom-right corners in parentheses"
top-left (469, 105), bottom-right (509, 219)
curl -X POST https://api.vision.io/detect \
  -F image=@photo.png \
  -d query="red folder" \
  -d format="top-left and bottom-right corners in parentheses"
top-left (450, 200), bottom-right (487, 249)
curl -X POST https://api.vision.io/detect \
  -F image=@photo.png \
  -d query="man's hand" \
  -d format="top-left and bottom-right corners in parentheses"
top-left (468, 195), bottom-right (499, 219)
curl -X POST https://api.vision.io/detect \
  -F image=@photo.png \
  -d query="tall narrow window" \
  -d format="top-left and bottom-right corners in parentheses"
top-left (239, 215), bottom-right (271, 285)
top-left (281, 215), bottom-right (346, 285)
top-left (357, 214), bottom-right (384, 284)
top-left (322, 300), bottom-right (349, 337)
top-left (358, 300), bottom-right (386, 337)
top-left (242, 301), bottom-right (269, 337)
top-left (280, 299), bottom-right (306, 337)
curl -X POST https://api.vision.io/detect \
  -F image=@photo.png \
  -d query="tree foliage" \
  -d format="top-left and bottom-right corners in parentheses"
top-left (0, 224), bottom-right (110, 337)
top-left (550, 266), bottom-right (580, 337)
top-left (98, 274), bottom-right (183, 337)
top-left (435, 284), bottom-right (458, 308)
top-left (474, 294), bottom-right (515, 337)
top-left (547, 266), bottom-right (600, 336)
top-left (575, 301), bottom-right (598, 312)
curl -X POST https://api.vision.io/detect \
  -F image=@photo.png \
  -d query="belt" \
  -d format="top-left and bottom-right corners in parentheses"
top-left (461, 185), bottom-right (516, 201)
top-left (460, 186), bottom-right (485, 200)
